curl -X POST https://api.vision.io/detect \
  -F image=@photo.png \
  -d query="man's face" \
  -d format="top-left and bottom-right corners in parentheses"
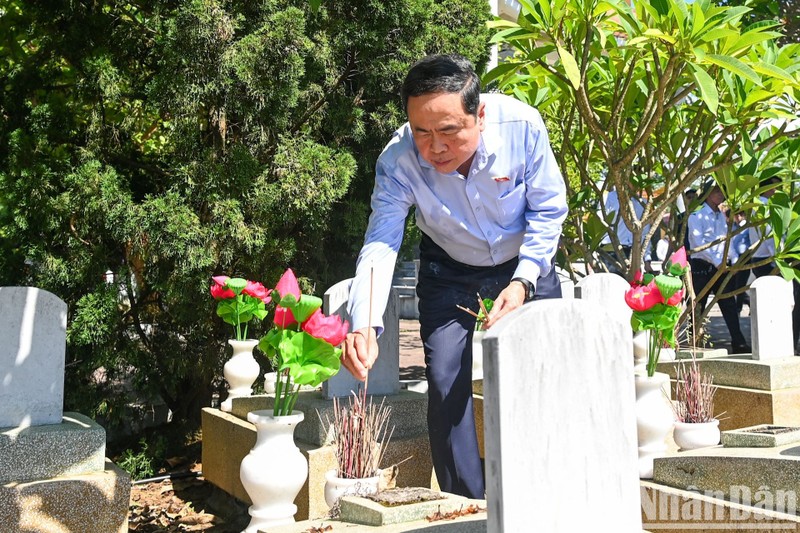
top-left (707, 187), bottom-right (725, 209)
top-left (406, 91), bottom-right (485, 175)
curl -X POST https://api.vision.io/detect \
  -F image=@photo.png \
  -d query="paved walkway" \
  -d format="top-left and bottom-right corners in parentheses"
top-left (397, 304), bottom-right (754, 380)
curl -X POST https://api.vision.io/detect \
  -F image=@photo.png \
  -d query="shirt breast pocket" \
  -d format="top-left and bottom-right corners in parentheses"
top-left (495, 183), bottom-right (526, 227)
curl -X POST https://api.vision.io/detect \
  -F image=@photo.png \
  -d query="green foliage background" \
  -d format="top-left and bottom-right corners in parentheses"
top-left (0, 0), bottom-right (491, 429)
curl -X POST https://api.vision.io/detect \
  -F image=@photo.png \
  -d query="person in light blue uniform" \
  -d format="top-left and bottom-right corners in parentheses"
top-left (340, 54), bottom-right (567, 498)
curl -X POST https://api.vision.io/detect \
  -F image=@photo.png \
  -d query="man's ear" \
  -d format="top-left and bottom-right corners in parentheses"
top-left (477, 102), bottom-right (486, 131)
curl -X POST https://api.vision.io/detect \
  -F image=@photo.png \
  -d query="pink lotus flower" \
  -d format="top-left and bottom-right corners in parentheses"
top-left (273, 307), bottom-right (296, 328)
top-left (210, 276), bottom-right (235, 299)
top-left (665, 288), bottom-right (684, 306)
top-left (302, 309), bottom-right (349, 346)
top-left (273, 269), bottom-right (302, 327)
top-left (274, 268), bottom-right (301, 299)
top-left (631, 270), bottom-right (644, 287)
top-left (243, 280), bottom-right (271, 304)
top-left (624, 281), bottom-right (663, 311)
top-left (670, 247), bottom-right (687, 268)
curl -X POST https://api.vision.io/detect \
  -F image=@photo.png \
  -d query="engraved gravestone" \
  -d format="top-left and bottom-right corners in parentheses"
top-left (322, 279), bottom-right (400, 398)
top-left (0, 287), bottom-right (67, 429)
top-left (482, 299), bottom-right (641, 532)
top-left (750, 276), bottom-right (794, 360)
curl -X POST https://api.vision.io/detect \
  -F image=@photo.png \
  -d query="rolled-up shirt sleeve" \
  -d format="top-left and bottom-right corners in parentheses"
top-left (513, 110), bottom-right (567, 287)
top-left (347, 153), bottom-right (414, 335)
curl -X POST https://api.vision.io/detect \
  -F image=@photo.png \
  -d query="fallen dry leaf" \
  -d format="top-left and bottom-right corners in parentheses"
top-left (426, 504), bottom-right (486, 522)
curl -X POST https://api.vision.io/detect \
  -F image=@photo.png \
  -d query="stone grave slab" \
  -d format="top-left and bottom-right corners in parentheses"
top-left (323, 280), bottom-right (400, 398)
top-left (263, 513), bottom-right (487, 533)
top-left (722, 424), bottom-right (800, 448)
top-left (0, 287), bottom-right (67, 428)
top-left (482, 299), bottom-right (641, 532)
top-left (750, 276), bottom-right (795, 360)
top-left (652, 442), bottom-right (800, 503)
top-left (338, 491), bottom-right (484, 527)
top-left (675, 347), bottom-right (729, 360)
top-left (230, 389), bottom-right (428, 447)
top-left (0, 412), bottom-right (106, 483)
top-left (658, 354), bottom-right (800, 391)
top-left (641, 480), bottom-right (800, 532)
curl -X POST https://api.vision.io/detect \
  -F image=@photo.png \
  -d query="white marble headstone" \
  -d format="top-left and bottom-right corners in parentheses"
top-left (482, 299), bottom-right (641, 532)
top-left (749, 276), bottom-right (794, 360)
top-left (0, 287), bottom-right (67, 429)
top-left (322, 279), bottom-right (400, 398)
top-left (556, 267), bottom-right (574, 300)
top-left (574, 272), bottom-right (631, 323)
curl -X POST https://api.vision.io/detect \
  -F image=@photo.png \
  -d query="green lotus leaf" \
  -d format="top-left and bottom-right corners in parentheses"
top-left (226, 277), bottom-right (247, 293)
top-left (655, 274), bottom-right (682, 301)
top-left (276, 331), bottom-right (340, 387)
top-left (290, 294), bottom-right (323, 323)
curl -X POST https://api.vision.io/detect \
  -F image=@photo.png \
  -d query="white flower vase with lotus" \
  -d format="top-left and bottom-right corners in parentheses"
top-left (239, 268), bottom-right (347, 529)
top-left (210, 275), bottom-right (272, 412)
top-left (625, 247), bottom-right (688, 478)
top-left (221, 339), bottom-right (260, 412)
top-left (671, 358), bottom-right (721, 450)
top-left (634, 371), bottom-right (675, 478)
top-left (633, 330), bottom-right (676, 374)
top-left (240, 409), bottom-right (307, 533)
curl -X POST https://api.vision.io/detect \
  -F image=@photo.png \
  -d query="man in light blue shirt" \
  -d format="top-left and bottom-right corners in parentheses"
top-left (688, 183), bottom-right (750, 353)
top-left (340, 54), bottom-right (567, 498)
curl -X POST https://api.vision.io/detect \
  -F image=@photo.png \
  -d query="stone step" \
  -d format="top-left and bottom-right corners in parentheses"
top-left (392, 285), bottom-right (416, 295)
top-left (652, 442), bottom-right (800, 506)
top-left (0, 412), bottom-right (106, 483)
top-left (0, 459), bottom-right (131, 533)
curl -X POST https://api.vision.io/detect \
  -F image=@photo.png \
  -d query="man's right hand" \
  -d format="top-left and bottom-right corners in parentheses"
top-left (341, 327), bottom-right (378, 381)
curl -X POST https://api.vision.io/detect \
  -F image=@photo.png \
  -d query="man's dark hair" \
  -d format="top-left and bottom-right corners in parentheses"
top-left (400, 54), bottom-right (481, 116)
top-left (701, 180), bottom-right (719, 198)
top-left (760, 175), bottom-right (781, 188)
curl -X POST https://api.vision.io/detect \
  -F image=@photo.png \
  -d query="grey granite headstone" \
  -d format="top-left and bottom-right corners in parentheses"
top-left (322, 279), bottom-right (400, 398)
top-left (0, 287), bottom-right (67, 429)
top-left (0, 412), bottom-right (106, 483)
top-left (750, 276), bottom-right (794, 360)
top-left (482, 299), bottom-right (641, 532)
top-left (574, 272), bottom-right (631, 324)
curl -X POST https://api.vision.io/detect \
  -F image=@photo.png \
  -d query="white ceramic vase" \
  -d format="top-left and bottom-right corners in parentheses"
top-left (471, 330), bottom-right (486, 381)
top-left (632, 331), bottom-right (649, 371)
top-left (635, 372), bottom-right (675, 479)
top-left (323, 469), bottom-right (380, 509)
top-left (263, 371), bottom-right (294, 395)
top-left (632, 331), bottom-right (676, 372)
top-left (673, 419), bottom-right (721, 450)
top-left (240, 410), bottom-right (307, 533)
top-left (220, 339), bottom-right (260, 412)
top-left (263, 371), bottom-right (278, 394)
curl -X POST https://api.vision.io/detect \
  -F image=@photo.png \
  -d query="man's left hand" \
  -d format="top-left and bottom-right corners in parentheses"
top-left (482, 281), bottom-right (526, 329)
